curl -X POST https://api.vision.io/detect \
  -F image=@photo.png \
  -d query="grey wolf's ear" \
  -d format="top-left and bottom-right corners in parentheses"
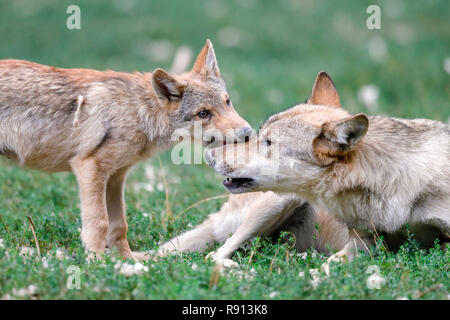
top-left (313, 114), bottom-right (368, 165)
top-left (152, 68), bottom-right (185, 101)
top-left (307, 71), bottom-right (341, 108)
top-left (191, 39), bottom-right (221, 77)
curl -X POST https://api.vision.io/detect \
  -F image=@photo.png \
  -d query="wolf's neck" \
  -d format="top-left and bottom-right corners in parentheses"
top-left (324, 116), bottom-right (443, 206)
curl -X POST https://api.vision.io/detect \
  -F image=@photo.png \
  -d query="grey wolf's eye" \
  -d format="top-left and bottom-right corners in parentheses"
top-left (226, 98), bottom-right (231, 106)
top-left (198, 110), bottom-right (211, 119)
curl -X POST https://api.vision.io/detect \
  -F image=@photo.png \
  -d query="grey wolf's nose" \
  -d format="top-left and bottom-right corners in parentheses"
top-left (205, 149), bottom-right (215, 166)
top-left (236, 127), bottom-right (253, 141)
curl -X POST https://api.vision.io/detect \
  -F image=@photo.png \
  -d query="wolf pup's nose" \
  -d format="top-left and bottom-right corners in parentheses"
top-left (205, 149), bottom-right (215, 167)
top-left (236, 127), bottom-right (253, 142)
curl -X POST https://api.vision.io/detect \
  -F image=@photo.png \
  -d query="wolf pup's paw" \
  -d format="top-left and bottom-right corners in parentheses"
top-left (205, 251), bottom-right (238, 268)
top-left (321, 250), bottom-right (351, 276)
top-left (205, 250), bottom-right (218, 261)
top-left (220, 258), bottom-right (239, 268)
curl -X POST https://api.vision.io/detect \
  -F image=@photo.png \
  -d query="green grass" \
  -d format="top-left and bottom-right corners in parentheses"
top-left (0, 0), bottom-right (449, 299)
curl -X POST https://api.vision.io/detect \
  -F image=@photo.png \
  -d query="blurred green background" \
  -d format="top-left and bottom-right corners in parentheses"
top-left (0, 0), bottom-right (449, 299)
top-left (1, 0), bottom-right (449, 124)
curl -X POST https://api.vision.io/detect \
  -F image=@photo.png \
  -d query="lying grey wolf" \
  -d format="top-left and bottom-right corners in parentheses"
top-left (0, 39), bottom-right (251, 260)
top-left (206, 71), bottom-right (450, 264)
top-left (157, 191), bottom-right (350, 265)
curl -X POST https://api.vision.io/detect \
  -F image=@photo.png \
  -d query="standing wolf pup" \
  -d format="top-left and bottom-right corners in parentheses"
top-left (206, 71), bottom-right (450, 264)
top-left (0, 39), bottom-right (251, 260)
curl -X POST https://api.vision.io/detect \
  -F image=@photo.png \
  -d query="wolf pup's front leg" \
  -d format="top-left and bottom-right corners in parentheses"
top-left (70, 157), bottom-right (114, 258)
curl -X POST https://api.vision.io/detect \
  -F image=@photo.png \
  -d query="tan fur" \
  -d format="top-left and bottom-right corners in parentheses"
top-left (206, 71), bottom-right (450, 265)
top-left (307, 71), bottom-right (341, 108)
top-left (0, 40), bottom-right (250, 260)
top-left (157, 192), bottom-right (350, 264)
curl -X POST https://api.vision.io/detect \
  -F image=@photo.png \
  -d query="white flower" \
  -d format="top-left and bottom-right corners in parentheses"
top-left (367, 273), bottom-right (386, 289)
top-left (227, 268), bottom-right (256, 281)
top-left (368, 36), bottom-right (388, 61)
top-left (297, 252), bottom-right (308, 260)
top-left (298, 271), bottom-right (305, 278)
top-left (55, 248), bottom-right (66, 261)
top-left (444, 58), bottom-right (450, 75)
top-left (0, 239), bottom-right (5, 249)
top-left (321, 262), bottom-right (330, 277)
top-left (133, 262), bottom-right (148, 273)
top-left (170, 46), bottom-right (193, 74)
top-left (191, 263), bottom-right (198, 271)
top-left (12, 285), bottom-right (38, 298)
top-left (156, 182), bottom-right (164, 192)
top-left (309, 268), bottom-right (321, 288)
top-left (115, 261), bottom-right (149, 277)
top-left (42, 257), bottom-right (49, 268)
top-left (19, 246), bottom-right (34, 257)
top-left (358, 84), bottom-right (380, 112)
top-left (269, 291), bottom-right (279, 298)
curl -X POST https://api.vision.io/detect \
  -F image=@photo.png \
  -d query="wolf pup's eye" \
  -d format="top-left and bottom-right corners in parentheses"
top-left (226, 98), bottom-right (231, 106)
top-left (198, 110), bottom-right (211, 119)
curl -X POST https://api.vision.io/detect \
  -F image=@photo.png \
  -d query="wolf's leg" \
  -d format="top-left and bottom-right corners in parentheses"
top-left (207, 196), bottom-right (299, 264)
top-left (329, 229), bottom-right (373, 262)
top-left (105, 167), bottom-right (135, 260)
top-left (157, 218), bottom-right (217, 256)
top-left (71, 157), bottom-right (109, 256)
top-left (206, 219), bottom-right (264, 264)
top-left (321, 229), bottom-right (373, 276)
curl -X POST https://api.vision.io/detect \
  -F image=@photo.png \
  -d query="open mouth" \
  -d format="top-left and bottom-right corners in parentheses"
top-left (223, 177), bottom-right (255, 192)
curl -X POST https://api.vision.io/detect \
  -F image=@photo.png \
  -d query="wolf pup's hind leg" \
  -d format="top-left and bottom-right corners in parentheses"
top-left (105, 166), bottom-right (136, 260)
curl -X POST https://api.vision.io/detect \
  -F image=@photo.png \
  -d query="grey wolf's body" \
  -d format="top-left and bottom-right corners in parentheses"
top-left (158, 191), bottom-right (446, 266)
top-left (206, 71), bottom-right (450, 264)
top-left (0, 40), bottom-right (250, 260)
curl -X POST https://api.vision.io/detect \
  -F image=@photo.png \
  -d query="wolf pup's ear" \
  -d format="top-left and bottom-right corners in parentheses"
top-left (313, 113), bottom-right (368, 165)
top-left (307, 71), bottom-right (341, 108)
top-left (191, 39), bottom-right (221, 77)
top-left (152, 68), bottom-right (185, 101)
